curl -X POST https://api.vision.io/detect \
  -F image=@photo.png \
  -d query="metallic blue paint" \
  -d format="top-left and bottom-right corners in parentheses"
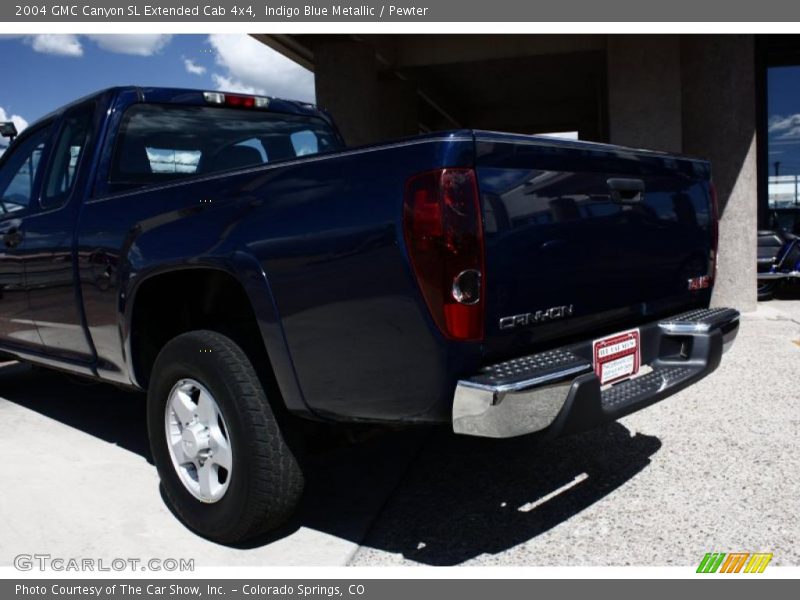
top-left (0, 87), bottom-right (716, 426)
top-left (474, 132), bottom-right (714, 362)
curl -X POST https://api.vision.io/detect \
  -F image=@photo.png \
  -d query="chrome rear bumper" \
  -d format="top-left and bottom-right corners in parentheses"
top-left (453, 307), bottom-right (740, 438)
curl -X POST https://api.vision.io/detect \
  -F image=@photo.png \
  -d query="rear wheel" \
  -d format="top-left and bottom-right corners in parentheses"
top-left (147, 330), bottom-right (303, 543)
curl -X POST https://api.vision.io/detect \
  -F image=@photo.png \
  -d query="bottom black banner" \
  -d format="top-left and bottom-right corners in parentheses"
top-left (0, 579), bottom-right (789, 600)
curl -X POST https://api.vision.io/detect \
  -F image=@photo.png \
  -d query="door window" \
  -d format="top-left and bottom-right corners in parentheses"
top-left (42, 103), bottom-right (94, 209)
top-left (0, 125), bottom-right (50, 216)
top-left (766, 66), bottom-right (800, 234)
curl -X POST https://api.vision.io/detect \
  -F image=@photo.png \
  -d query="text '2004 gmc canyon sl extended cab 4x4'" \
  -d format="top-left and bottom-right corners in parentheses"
top-left (0, 87), bottom-right (739, 543)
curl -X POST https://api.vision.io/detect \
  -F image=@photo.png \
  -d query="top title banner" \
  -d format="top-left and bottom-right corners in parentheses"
top-left (4, 0), bottom-right (800, 22)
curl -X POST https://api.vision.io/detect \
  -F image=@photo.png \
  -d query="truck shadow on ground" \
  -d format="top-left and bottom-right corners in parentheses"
top-left (339, 424), bottom-right (661, 565)
top-left (0, 361), bottom-right (152, 460)
top-left (0, 362), bottom-right (661, 566)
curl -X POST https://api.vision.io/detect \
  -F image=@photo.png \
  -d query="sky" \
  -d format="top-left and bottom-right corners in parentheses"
top-left (0, 34), bottom-right (315, 153)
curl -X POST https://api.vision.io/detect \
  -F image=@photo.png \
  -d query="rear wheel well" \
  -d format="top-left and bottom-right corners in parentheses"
top-left (130, 269), bottom-right (271, 391)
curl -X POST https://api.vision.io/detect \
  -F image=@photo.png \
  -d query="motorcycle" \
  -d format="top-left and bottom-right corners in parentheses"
top-left (757, 228), bottom-right (800, 300)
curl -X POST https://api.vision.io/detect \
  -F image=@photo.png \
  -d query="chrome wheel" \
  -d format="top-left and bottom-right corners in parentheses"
top-left (164, 378), bottom-right (232, 503)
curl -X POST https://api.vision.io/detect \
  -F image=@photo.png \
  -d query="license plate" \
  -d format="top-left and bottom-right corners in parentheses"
top-left (593, 328), bottom-right (641, 385)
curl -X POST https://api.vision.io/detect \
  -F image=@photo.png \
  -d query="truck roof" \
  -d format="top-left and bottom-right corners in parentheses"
top-left (26, 86), bottom-right (332, 130)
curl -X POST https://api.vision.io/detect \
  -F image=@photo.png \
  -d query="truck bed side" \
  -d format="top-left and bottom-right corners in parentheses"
top-left (77, 132), bottom-right (482, 422)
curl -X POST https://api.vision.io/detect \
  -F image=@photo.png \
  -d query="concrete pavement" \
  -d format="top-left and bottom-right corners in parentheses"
top-left (1, 290), bottom-right (799, 567)
top-left (0, 366), bottom-right (422, 567)
top-left (351, 293), bottom-right (800, 565)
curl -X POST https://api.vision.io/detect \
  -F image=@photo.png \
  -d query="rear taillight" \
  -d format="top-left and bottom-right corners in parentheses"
top-left (403, 168), bottom-right (485, 341)
top-left (709, 182), bottom-right (720, 283)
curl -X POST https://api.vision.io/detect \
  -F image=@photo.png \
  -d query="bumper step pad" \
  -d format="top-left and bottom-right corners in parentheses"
top-left (601, 365), bottom-right (701, 412)
top-left (469, 349), bottom-right (590, 390)
top-left (659, 307), bottom-right (740, 332)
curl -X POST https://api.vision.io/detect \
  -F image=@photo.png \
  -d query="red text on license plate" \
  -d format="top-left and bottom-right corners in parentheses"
top-left (593, 329), bottom-right (641, 385)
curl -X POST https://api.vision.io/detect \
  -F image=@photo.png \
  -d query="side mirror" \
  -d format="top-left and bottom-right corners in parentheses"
top-left (0, 121), bottom-right (18, 142)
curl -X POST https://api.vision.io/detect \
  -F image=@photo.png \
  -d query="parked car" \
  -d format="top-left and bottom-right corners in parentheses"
top-left (0, 87), bottom-right (739, 543)
top-left (757, 228), bottom-right (800, 300)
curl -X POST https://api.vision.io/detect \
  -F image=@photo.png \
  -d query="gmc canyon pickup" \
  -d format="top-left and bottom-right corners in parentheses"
top-left (0, 87), bottom-right (739, 543)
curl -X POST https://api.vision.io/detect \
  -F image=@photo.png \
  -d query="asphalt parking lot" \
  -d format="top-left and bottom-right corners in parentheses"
top-left (1, 290), bottom-right (799, 568)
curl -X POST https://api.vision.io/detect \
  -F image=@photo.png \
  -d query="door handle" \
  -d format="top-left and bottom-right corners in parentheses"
top-left (607, 178), bottom-right (645, 204)
top-left (2, 227), bottom-right (22, 249)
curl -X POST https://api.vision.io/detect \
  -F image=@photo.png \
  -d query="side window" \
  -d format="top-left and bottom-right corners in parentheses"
top-left (42, 103), bottom-right (94, 209)
top-left (0, 125), bottom-right (50, 216)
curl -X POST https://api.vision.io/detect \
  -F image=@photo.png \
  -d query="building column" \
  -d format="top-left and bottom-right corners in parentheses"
top-left (313, 40), bottom-right (381, 147)
top-left (607, 35), bottom-right (683, 152)
top-left (376, 78), bottom-right (419, 140)
top-left (681, 35), bottom-right (757, 312)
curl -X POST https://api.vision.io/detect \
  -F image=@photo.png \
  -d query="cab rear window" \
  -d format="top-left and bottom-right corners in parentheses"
top-left (108, 104), bottom-right (341, 191)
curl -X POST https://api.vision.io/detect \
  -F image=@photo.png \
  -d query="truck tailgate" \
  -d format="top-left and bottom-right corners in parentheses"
top-left (474, 131), bottom-right (715, 359)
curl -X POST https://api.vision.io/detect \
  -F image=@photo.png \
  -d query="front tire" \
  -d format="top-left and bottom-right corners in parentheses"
top-left (147, 330), bottom-right (303, 543)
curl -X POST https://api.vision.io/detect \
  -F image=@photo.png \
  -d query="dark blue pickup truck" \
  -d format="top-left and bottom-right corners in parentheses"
top-left (0, 87), bottom-right (739, 543)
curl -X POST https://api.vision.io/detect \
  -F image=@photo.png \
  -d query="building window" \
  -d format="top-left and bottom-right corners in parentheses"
top-left (767, 65), bottom-right (800, 234)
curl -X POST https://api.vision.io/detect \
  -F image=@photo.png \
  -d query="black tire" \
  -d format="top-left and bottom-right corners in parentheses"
top-left (147, 330), bottom-right (303, 543)
top-left (758, 281), bottom-right (778, 301)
